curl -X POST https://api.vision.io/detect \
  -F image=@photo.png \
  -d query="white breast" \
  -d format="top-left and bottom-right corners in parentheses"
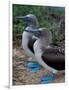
top-left (34, 40), bottom-right (58, 74)
top-left (22, 31), bottom-right (34, 57)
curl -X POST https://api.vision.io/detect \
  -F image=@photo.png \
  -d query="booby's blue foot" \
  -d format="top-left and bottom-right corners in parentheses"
top-left (40, 73), bottom-right (56, 84)
top-left (26, 62), bottom-right (41, 73)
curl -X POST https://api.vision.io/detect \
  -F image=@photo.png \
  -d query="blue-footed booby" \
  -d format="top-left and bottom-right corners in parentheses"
top-left (16, 14), bottom-right (41, 72)
top-left (33, 28), bottom-right (65, 83)
top-left (33, 28), bottom-right (65, 72)
top-left (16, 14), bottom-right (65, 83)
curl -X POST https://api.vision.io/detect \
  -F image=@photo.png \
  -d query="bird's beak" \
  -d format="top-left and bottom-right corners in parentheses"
top-left (15, 16), bottom-right (27, 21)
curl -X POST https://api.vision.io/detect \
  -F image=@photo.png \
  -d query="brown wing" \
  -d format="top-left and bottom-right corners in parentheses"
top-left (28, 38), bottom-right (37, 53)
top-left (42, 47), bottom-right (65, 70)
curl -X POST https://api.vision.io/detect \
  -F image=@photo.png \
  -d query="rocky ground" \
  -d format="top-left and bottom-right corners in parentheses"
top-left (13, 47), bottom-right (65, 85)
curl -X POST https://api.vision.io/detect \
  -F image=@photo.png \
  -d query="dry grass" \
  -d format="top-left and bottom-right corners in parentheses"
top-left (13, 47), bottom-right (65, 85)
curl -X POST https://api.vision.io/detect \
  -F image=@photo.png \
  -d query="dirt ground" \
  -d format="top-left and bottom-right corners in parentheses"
top-left (13, 47), bottom-right (65, 85)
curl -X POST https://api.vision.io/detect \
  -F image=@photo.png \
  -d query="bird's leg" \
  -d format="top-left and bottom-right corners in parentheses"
top-left (40, 71), bottom-right (65, 84)
top-left (39, 71), bottom-right (57, 84)
top-left (28, 57), bottom-right (37, 62)
top-left (26, 57), bottom-right (41, 73)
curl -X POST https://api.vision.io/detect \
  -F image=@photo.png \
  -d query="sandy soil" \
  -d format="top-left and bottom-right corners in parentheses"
top-left (13, 47), bottom-right (65, 85)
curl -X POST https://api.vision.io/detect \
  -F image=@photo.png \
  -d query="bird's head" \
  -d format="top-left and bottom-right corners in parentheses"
top-left (16, 14), bottom-right (39, 27)
top-left (31, 28), bottom-right (52, 45)
top-left (16, 14), bottom-right (41, 36)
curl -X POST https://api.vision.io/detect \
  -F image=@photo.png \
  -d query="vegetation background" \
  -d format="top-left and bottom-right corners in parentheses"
top-left (13, 4), bottom-right (65, 47)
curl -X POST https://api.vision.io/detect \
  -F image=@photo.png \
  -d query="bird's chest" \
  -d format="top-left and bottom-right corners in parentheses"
top-left (22, 32), bottom-right (31, 51)
top-left (22, 31), bottom-right (36, 54)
